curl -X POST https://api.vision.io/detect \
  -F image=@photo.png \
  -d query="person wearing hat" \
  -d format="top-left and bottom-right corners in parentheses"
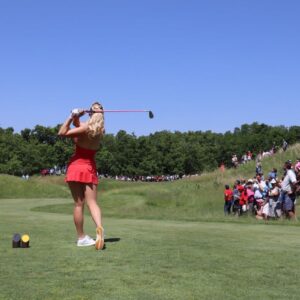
top-left (281, 161), bottom-right (297, 219)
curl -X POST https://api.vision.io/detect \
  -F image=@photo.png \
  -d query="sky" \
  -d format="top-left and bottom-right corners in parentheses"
top-left (1, 0), bottom-right (300, 136)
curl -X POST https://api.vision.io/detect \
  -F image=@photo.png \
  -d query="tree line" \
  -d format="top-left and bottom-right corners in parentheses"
top-left (1, 123), bottom-right (300, 176)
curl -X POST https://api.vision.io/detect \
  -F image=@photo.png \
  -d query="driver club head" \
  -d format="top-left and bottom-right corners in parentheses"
top-left (149, 111), bottom-right (154, 119)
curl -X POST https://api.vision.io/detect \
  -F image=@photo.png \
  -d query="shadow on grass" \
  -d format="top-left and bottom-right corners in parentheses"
top-left (104, 238), bottom-right (121, 243)
top-left (102, 238), bottom-right (121, 251)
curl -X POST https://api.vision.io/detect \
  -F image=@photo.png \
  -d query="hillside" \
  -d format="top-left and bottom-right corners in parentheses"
top-left (2, 143), bottom-right (300, 223)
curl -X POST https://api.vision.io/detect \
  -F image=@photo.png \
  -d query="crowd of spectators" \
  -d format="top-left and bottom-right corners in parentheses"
top-left (232, 151), bottom-right (253, 167)
top-left (40, 166), bottom-right (182, 183)
top-left (223, 158), bottom-right (300, 220)
top-left (101, 174), bottom-right (182, 182)
top-left (231, 140), bottom-right (289, 169)
top-left (40, 165), bottom-right (66, 176)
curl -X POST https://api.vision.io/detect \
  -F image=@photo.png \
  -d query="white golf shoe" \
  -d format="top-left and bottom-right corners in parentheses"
top-left (77, 235), bottom-right (96, 247)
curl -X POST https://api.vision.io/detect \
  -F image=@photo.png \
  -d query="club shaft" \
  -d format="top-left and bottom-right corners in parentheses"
top-left (84, 109), bottom-right (150, 113)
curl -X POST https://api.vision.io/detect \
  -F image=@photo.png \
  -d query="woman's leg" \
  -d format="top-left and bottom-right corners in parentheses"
top-left (68, 182), bottom-right (85, 239)
top-left (84, 184), bottom-right (104, 250)
top-left (84, 184), bottom-right (102, 228)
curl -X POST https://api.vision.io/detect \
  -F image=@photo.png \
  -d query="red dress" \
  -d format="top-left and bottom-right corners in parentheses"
top-left (65, 145), bottom-right (98, 185)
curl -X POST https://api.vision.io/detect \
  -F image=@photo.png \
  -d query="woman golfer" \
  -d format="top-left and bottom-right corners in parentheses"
top-left (58, 102), bottom-right (104, 250)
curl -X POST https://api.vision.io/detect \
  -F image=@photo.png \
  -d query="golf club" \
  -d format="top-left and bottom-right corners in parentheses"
top-left (84, 109), bottom-right (154, 119)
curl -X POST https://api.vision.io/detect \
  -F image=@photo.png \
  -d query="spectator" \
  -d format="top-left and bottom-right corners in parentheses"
top-left (224, 185), bottom-right (233, 215)
top-left (253, 184), bottom-right (264, 215)
top-left (242, 153), bottom-right (247, 164)
top-left (232, 184), bottom-right (240, 215)
top-left (269, 178), bottom-right (281, 218)
top-left (236, 180), bottom-right (244, 193)
top-left (247, 151), bottom-right (252, 161)
top-left (268, 168), bottom-right (277, 180)
top-left (246, 179), bottom-right (255, 213)
top-left (239, 187), bottom-right (248, 214)
top-left (294, 159), bottom-right (300, 173)
top-left (256, 175), bottom-right (266, 192)
top-left (232, 154), bottom-right (238, 168)
top-left (256, 151), bottom-right (262, 163)
top-left (256, 162), bottom-right (262, 175)
top-left (281, 161), bottom-right (297, 219)
top-left (220, 163), bottom-right (225, 172)
top-left (282, 139), bottom-right (288, 151)
top-left (271, 142), bottom-right (276, 154)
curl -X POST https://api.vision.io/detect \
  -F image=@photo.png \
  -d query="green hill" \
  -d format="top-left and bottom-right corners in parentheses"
top-left (2, 143), bottom-right (300, 223)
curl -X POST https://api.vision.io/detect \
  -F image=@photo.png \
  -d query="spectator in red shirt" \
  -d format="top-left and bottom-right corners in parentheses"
top-left (224, 184), bottom-right (233, 215)
top-left (236, 180), bottom-right (244, 193)
top-left (239, 188), bottom-right (248, 214)
top-left (247, 151), bottom-right (252, 161)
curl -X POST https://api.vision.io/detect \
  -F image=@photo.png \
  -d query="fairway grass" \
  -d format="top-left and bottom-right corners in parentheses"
top-left (1, 198), bottom-right (300, 300)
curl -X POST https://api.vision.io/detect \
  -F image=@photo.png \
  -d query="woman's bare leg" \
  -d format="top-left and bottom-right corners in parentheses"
top-left (84, 184), bottom-right (104, 249)
top-left (84, 184), bottom-right (102, 228)
top-left (68, 182), bottom-right (85, 239)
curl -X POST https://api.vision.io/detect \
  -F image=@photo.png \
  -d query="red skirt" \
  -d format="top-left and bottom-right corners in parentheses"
top-left (65, 146), bottom-right (98, 185)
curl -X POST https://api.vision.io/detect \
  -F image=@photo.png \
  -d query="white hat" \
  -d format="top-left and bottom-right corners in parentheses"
top-left (270, 178), bottom-right (276, 184)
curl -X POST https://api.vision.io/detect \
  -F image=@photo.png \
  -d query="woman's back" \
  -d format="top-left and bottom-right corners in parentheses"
top-left (73, 129), bottom-right (101, 150)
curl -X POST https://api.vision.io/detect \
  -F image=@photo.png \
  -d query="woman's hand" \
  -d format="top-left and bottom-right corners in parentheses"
top-left (71, 109), bottom-right (85, 127)
top-left (58, 109), bottom-right (85, 136)
top-left (71, 108), bottom-right (85, 118)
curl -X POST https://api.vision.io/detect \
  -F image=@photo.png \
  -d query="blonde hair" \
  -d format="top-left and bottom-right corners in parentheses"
top-left (87, 102), bottom-right (105, 138)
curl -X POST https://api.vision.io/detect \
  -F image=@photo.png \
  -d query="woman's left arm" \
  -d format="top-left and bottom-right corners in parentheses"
top-left (72, 116), bottom-right (81, 127)
top-left (72, 110), bottom-right (85, 127)
top-left (58, 120), bottom-right (88, 138)
top-left (58, 109), bottom-right (86, 136)
top-left (58, 116), bottom-right (74, 136)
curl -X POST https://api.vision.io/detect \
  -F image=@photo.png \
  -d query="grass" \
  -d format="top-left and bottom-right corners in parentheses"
top-left (0, 174), bottom-right (69, 199)
top-left (1, 144), bottom-right (300, 299)
top-left (1, 198), bottom-right (300, 299)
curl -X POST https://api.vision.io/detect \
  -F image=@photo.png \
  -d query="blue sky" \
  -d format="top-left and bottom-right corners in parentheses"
top-left (1, 0), bottom-right (299, 136)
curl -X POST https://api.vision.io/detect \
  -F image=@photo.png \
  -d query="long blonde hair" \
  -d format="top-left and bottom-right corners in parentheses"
top-left (87, 102), bottom-right (105, 138)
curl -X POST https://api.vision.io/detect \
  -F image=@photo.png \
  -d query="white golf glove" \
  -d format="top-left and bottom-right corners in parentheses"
top-left (70, 108), bottom-right (84, 118)
top-left (72, 108), bottom-right (80, 116)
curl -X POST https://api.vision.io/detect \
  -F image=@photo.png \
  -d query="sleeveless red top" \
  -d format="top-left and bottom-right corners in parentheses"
top-left (65, 145), bottom-right (98, 185)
